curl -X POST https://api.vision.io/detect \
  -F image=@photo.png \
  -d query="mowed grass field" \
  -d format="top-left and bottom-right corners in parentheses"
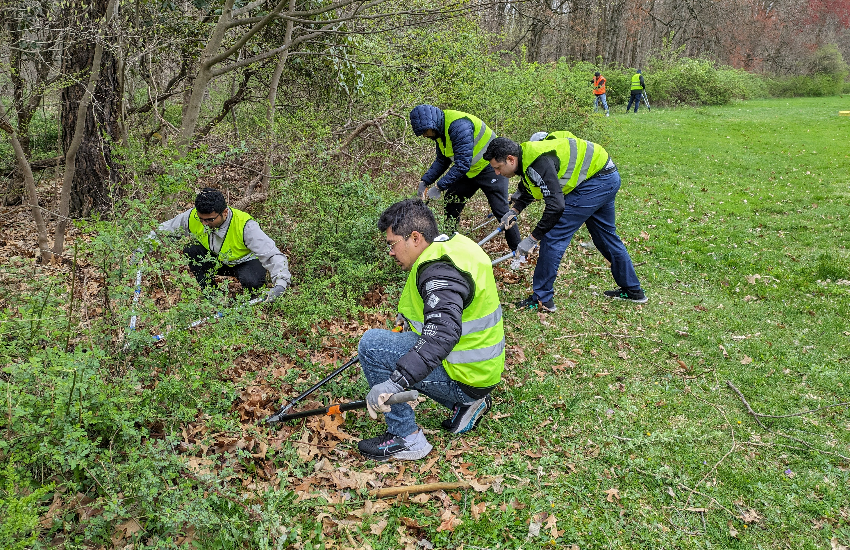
top-left (443, 96), bottom-right (850, 548)
top-left (48, 97), bottom-right (846, 549)
top-left (338, 96), bottom-right (850, 549)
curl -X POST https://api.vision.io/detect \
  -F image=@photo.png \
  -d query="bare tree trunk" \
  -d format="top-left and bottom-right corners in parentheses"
top-left (256, 0), bottom-right (296, 194)
top-left (0, 116), bottom-right (53, 262)
top-left (179, 0), bottom-right (236, 151)
top-left (54, 0), bottom-right (118, 255)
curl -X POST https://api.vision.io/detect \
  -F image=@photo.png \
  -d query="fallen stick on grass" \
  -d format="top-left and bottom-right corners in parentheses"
top-left (370, 481), bottom-right (471, 498)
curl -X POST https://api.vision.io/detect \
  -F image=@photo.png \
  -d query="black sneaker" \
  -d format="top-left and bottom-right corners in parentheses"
top-left (514, 295), bottom-right (538, 309)
top-left (538, 299), bottom-right (557, 312)
top-left (603, 287), bottom-right (648, 304)
top-left (357, 430), bottom-right (433, 461)
top-left (441, 395), bottom-right (492, 434)
top-left (514, 295), bottom-right (557, 312)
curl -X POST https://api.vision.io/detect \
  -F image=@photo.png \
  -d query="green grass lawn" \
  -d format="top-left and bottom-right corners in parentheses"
top-left (14, 96), bottom-right (849, 549)
top-left (324, 96), bottom-right (850, 549)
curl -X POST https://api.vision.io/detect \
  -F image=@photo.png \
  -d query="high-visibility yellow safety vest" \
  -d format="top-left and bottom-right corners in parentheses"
top-left (398, 234), bottom-right (505, 387)
top-left (544, 130), bottom-right (577, 140)
top-left (519, 137), bottom-right (610, 199)
top-left (187, 207), bottom-right (253, 264)
top-left (631, 73), bottom-right (644, 91)
top-left (438, 110), bottom-right (496, 178)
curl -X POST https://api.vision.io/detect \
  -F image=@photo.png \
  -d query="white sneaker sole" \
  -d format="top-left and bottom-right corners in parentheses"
top-left (363, 441), bottom-right (433, 461)
top-left (452, 398), bottom-right (490, 434)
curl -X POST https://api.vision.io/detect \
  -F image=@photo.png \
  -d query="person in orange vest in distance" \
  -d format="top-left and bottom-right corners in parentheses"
top-left (592, 72), bottom-right (610, 116)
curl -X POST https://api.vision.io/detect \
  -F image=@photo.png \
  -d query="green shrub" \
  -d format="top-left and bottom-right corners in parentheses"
top-left (0, 466), bottom-right (53, 550)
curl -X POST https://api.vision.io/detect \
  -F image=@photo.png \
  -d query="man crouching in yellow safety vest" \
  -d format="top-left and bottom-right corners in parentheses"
top-left (149, 188), bottom-right (290, 303)
top-left (357, 199), bottom-right (505, 461)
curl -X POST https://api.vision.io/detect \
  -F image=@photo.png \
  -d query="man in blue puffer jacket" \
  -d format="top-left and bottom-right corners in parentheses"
top-left (410, 105), bottom-right (520, 254)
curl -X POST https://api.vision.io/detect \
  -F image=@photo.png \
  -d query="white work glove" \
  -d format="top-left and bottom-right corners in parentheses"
top-left (517, 235), bottom-right (539, 257)
top-left (500, 208), bottom-right (519, 229)
top-left (417, 181), bottom-right (428, 197)
top-left (366, 379), bottom-right (404, 419)
top-left (264, 285), bottom-right (286, 303)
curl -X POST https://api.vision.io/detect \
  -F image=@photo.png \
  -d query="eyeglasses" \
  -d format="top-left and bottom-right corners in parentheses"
top-left (198, 213), bottom-right (221, 223)
top-left (386, 234), bottom-right (410, 253)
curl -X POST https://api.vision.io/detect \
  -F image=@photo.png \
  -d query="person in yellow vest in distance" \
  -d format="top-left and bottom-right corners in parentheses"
top-left (484, 136), bottom-right (647, 312)
top-left (627, 69), bottom-right (646, 113)
top-left (409, 105), bottom-right (521, 264)
top-left (592, 72), bottom-right (610, 116)
top-left (357, 199), bottom-right (505, 461)
top-left (149, 188), bottom-right (290, 302)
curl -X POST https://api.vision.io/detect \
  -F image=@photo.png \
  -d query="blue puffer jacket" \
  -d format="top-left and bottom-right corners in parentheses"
top-left (410, 105), bottom-right (476, 191)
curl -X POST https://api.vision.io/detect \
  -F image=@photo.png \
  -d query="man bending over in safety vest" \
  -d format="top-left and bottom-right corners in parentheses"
top-left (149, 188), bottom-right (290, 302)
top-left (484, 136), bottom-right (647, 312)
top-left (409, 105), bottom-right (522, 264)
top-left (357, 199), bottom-right (504, 461)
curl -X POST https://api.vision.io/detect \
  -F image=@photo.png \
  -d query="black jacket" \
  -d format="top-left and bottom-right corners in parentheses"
top-left (511, 152), bottom-right (566, 241)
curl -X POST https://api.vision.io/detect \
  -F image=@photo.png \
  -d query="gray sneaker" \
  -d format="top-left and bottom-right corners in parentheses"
top-left (358, 429), bottom-right (433, 461)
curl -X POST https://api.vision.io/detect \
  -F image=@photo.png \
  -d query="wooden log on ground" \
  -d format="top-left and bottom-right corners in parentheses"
top-left (370, 481), bottom-right (471, 498)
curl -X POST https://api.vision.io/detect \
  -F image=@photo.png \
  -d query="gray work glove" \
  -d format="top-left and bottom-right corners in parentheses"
top-left (366, 378), bottom-right (404, 419)
top-left (417, 181), bottom-right (428, 197)
top-left (508, 190), bottom-right (522, 207)
top-left (517, 235), bottom-right (539, 257)
top-left (426, 186), bottom-right (443, 201)
top-left (264, 285), bottom-right (286, 303)
top-left (500, 208), bottom-right (519, 229)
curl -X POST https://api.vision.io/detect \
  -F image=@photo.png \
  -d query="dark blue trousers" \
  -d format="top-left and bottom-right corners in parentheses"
top-left (532, 169), bottom-right (642, 304)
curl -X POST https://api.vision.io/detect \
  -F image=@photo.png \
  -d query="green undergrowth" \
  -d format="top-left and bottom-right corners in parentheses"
top-left (2, 95), bottom-right (850, 549)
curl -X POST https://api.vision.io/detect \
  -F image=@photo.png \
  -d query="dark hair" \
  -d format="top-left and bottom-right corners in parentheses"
top-left (195, 188), bottom-right (226, 214)
top-left (595, 72), bottom-right (600, 77)
top-left (483, 137), bottom-right (521, 164)
top-left (378, 199), bottom-right (438, 243)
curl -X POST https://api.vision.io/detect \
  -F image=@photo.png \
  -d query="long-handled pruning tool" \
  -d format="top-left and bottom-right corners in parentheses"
top-left (123, 251), bottom-right (144, 351)
top-left (265, 390), bottom-right (420, 424)
top-left (265, 355), bottom-right (361, 422)
top-left (469, 213), bottom-right (496, 233)
top-left (150, 296), bottom-right (265, 343)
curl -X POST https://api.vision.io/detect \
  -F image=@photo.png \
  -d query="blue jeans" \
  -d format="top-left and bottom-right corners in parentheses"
top-left (358, 329), bottom-right (478, 436)
top-left (532, 169), bottom-right (642, 304)
top-left (627, 91), bottom-right (643, 113)
top-left (593, 93), bottom-right (609, 113)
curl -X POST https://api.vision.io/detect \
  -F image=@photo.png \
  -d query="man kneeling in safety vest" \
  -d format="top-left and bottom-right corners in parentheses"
top-left (484, 136), bottom-right (647, 311)
top-left (357, 198), bottom-right (504, 461)
top-left (149, 188), bottom-right (290, 302)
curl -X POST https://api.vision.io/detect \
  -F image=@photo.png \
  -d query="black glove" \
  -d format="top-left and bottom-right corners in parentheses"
top-left (417, 181), bottom-right (427, 197)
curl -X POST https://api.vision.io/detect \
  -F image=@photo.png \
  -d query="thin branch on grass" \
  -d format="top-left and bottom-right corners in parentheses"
top-left (726, 380), bottom-right (850, 461)
top-left (632, 467), bottom-right (737, 518)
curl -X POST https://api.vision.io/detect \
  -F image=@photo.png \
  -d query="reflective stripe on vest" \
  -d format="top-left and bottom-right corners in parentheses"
top-left (397, 233), bottom-right (505, 387)
top-left (407, 304), bottom-right (503, 337)
top-left (519, 137), bottom-right (610, 199)
top-left (187, 207), bottom-right (253, 264)
top-left (438, 110), bottom-right (496, 178)
top-left (631, 73), bottom-right (643, 90)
